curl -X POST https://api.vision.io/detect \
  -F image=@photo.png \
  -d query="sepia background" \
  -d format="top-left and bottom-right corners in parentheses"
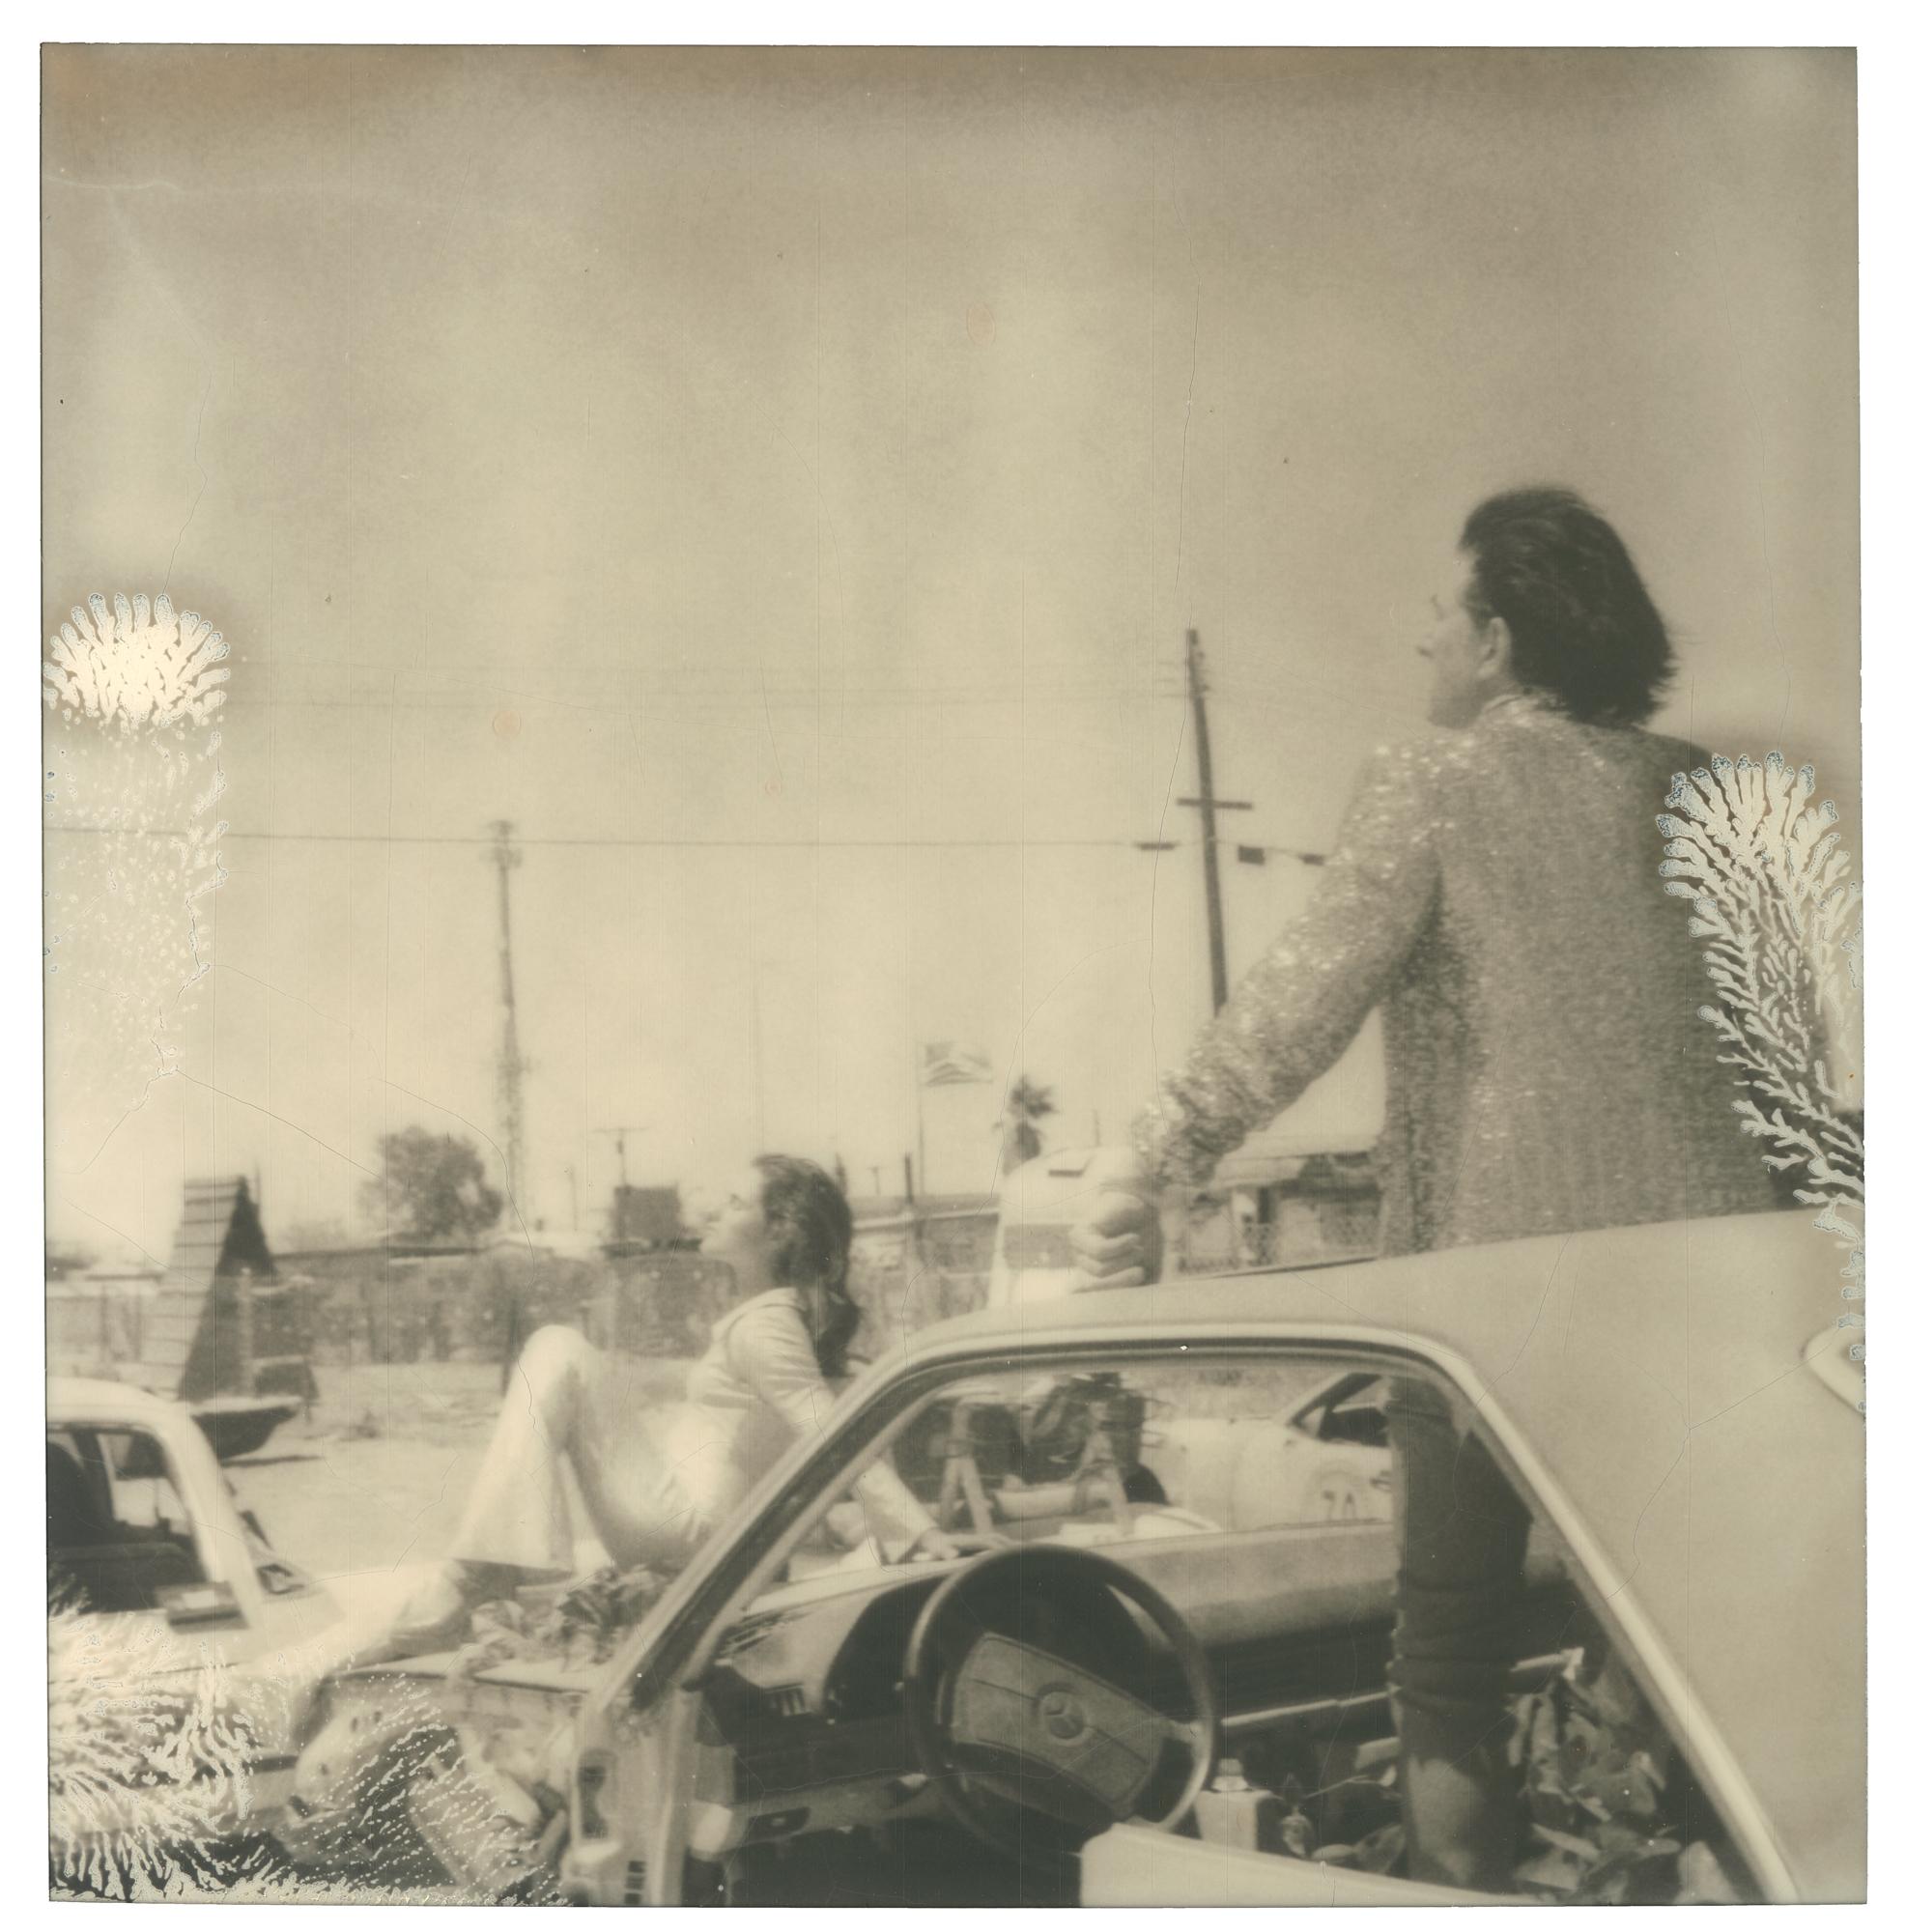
top-left (43, 46), bottom-right (1859, 1262)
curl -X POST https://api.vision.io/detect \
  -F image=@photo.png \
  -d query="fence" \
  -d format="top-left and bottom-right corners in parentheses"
top-left (279, 1214), bottom-right (1003, 1372)
top-left (55, 1177), bottom-right (1387, 1387)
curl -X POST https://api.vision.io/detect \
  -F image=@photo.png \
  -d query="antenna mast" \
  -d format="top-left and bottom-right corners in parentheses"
top-left (487, 820), bottom-right (527, 1212)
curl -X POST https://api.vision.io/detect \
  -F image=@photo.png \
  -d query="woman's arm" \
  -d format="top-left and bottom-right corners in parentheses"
top-left (1130, 740), bottom-right (1441, 1190)
top-left (725, 1303), bottom-right (944, 1553)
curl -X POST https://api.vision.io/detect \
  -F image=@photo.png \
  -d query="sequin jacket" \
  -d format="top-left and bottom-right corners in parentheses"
top-left (1130, 696), bottom-right (1776, 1256)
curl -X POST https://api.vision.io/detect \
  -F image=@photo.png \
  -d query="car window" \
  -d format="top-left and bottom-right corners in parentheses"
top-left (98, 1430), bottom-right (193, 1532)
top-left (48, 1427), bottom-right (189, 1538)
top-left (47, 1425), bottom-right (209, 1614)
top-left (1293, 1374), bottom-right (1391, 1449)
top-left (876, 1357), bottom-right (1394, 1555)
top-left (759, 1356), bottom-right (1394, 1586)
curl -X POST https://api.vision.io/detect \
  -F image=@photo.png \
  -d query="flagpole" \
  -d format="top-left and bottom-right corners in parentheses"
top-left (916, 1044), bottom-right (990, 1202)
top-left (915, 1058), bottom-right (927, 1206)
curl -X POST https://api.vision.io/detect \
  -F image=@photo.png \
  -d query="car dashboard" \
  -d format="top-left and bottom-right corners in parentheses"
top-left (686, 1570), bottom-right (947, 1856)
top-left (677, 1516), bottom-right (1581, 1864)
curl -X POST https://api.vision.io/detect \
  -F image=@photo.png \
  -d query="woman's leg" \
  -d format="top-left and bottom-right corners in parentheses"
top-left (1384, 1376), bottom-right (1532, 1892)
top-left (450, 1326), bottom-right (703, 1578)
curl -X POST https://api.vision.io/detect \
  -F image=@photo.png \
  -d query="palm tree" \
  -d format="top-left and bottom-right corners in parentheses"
top-left (1001, 1076), bottom-right (1058, 1174)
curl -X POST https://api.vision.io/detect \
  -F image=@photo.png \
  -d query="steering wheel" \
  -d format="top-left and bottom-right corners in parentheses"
top-left (901, 1544), bottom-right (1220, 1859)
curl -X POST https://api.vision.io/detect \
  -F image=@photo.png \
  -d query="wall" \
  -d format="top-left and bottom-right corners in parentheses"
top-left (280, 1222), bottom-right (1001, 1372)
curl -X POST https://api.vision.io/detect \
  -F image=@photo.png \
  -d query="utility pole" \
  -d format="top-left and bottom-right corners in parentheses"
top-left (592, 1125), bottom-right (650, 1246)
top-left (1136, 632), bottom-right (1254, 1016)
top-left (594, 1125), bottom-right (647, 1189)
top-left (486, 820), bottom-right (527, 1214)
top-left (750, 954), bottom-right (767, 1150)
top-left (1181, 631), bottom-right (1251, 1014)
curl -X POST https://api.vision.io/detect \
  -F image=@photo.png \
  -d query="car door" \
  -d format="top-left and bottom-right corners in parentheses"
top-left (570, 1324), bottom-right (1781, 1907)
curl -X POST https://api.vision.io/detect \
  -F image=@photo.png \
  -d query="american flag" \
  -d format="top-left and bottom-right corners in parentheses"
top-left (922, 1040), bottom-right (992, 1087)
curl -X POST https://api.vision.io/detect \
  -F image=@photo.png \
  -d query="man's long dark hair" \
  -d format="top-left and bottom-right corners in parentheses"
top-left (754, 1154), bottom-right (861, 1379)
top-left (1460, 486), bottom-right (1674, 725)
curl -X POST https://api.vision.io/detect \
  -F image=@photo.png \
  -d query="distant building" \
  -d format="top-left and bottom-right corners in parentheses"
top-left (848, 1193), bottom-right (1001, 1357)
top-left (47, 1258), bottom-right (163, 1377)
top-left (604, 1184), bottom-right (686, 1255)
top-left (1210, 1128), bottom-right (1381, 1269)
top-left (47, 1178), bottom-right (318, 1457)
top-left (127, 1177), bottom-right (314, 1409)
top-left (276, 1231), bottom-right (488, 1365)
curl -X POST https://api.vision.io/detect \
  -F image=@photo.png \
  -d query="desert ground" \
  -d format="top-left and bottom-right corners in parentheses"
top-left (225, 1358), bottom-right (691, 1587)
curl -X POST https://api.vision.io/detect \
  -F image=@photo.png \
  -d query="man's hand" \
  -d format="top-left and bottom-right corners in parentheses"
top-left (1069, 1148), bottom-right (1164, 1289)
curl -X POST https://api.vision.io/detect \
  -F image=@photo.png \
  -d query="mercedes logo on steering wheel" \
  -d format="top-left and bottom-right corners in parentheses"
top-left (1037, 1686), bottom-right (1087, 1743)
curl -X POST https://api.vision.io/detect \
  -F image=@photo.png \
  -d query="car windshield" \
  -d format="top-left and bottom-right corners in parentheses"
top-left (792, 1354), bottom-right (1396, 1579)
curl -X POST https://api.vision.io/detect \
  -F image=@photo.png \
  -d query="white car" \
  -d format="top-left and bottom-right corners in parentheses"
top-left (1145, 1369), bottom-right (1393, 1528)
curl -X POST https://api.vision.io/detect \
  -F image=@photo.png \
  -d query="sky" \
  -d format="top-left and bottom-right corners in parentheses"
top-left (42, 47), bottom-right (1860, 1261)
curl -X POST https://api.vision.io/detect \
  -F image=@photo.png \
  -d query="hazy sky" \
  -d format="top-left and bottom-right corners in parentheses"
top-left (43, 48), bottom-right (1860, 1259)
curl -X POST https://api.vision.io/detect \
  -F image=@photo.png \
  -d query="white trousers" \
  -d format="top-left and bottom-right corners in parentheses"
top-left (450, 1325), bottom-right (708, 1577)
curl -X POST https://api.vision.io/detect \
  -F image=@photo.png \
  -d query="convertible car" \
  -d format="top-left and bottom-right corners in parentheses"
top-left (305, 1208), bottom-right (1863, 1906)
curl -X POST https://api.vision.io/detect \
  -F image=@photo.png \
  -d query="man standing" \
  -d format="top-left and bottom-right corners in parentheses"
top-left (1073, 487), bottom-right (1773, 1889)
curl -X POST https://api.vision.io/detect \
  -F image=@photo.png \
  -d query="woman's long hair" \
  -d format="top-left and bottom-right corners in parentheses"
top-left (753, 1154), bottom-right (862, 1379)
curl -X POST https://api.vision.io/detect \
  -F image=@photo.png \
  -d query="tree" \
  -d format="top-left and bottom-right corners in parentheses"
top-left (360, 1127), bottom-right (504, 1243)
top-left (1000, 1076), bottom-right (1058, 1175)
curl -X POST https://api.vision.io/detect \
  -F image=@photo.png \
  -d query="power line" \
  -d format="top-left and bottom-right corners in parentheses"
top-left (190, 654), bottom-right (1402, 697)
top-left (43, 826), bottom-right (1185, 849)
top-left (45, 823), bottom-right (1331, 858)
top-left (94, 653), bottom-right (1408, 719)
top-left (150, 683), bottom-right (1193, 712)
top-left (194, 655), bottom-right (1183, 683)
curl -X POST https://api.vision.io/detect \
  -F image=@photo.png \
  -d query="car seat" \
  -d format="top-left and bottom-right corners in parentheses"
top-left (46, 1437), bottom-right (203, 1612)
top-left (46, 1441), bottom-right (100, 1549)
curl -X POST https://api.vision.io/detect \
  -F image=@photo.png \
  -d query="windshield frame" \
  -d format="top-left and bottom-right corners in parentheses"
top-left (598, 1326), bottom-right (1430, 1719)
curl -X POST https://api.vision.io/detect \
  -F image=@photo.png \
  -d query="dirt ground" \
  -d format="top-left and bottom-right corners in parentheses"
top-left (223, 1357), bottom-right (691, 1585)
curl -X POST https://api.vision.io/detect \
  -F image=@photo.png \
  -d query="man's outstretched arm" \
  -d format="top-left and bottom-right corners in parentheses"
top-left (1075, 741), bottom-right (1440, 1286)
